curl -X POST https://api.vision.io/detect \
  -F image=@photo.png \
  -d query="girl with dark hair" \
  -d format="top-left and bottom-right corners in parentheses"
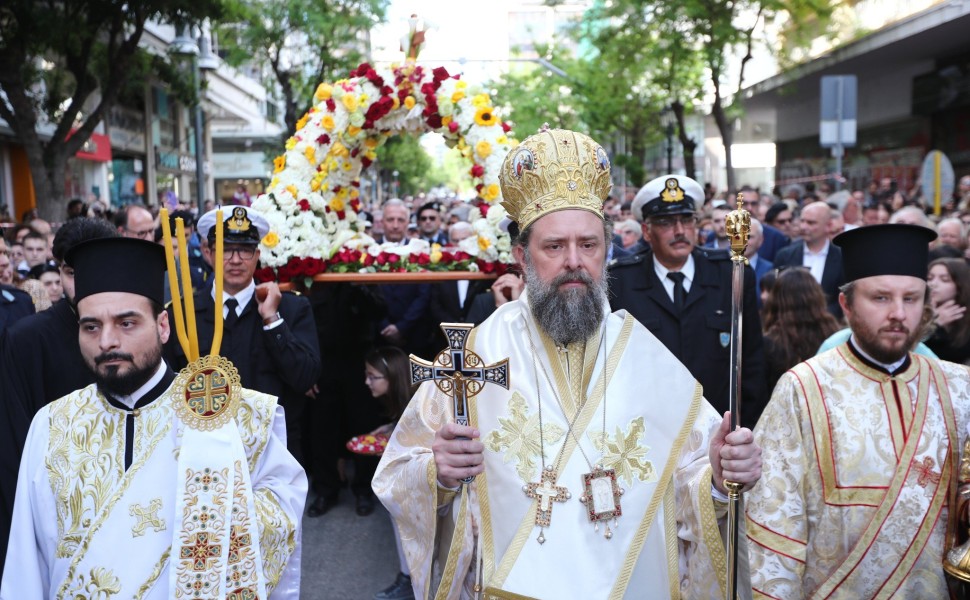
top-left (762, 268), bottom-right (841, 394)
top-left (926, 258), bottom-right (970, 364)
top-left (365, 346), bottom-right (418, 600)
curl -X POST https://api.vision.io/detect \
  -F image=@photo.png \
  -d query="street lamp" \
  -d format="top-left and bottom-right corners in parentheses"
top-left (171, 22), bottom-right (218, 215)
top-left (660, 106), bottom-right (676, 174)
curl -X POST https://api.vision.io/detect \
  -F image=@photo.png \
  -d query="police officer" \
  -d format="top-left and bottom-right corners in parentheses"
top-left (609, 175), bottom-right (768, 428)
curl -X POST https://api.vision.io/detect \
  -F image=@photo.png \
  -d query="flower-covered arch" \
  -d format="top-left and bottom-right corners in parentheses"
top-left (251, 62), bottom-right (517, 284)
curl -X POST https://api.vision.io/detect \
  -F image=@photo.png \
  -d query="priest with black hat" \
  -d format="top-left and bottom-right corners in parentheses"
top-left (746, 224), bottom-right (970, 598)
top-left (2, 237), bottom-right (307, 598)
top-left (609, 174), bottom-right (767, 428)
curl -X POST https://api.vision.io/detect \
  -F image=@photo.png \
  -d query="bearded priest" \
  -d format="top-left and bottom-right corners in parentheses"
top-left (1, 237), bottom-right (306, 599)
top-left (372, 128), bottom-right (762, 600)
top-left (746, 224), bottom-right (970, 598)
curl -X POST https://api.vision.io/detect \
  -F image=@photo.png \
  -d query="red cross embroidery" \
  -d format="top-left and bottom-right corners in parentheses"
top-left (180, 531), bottom-right (222, 571)
top-left (912, 456), bottom-right (941, 488)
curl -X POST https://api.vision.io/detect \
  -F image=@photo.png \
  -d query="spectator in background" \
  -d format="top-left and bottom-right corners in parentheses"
top-left (416, 201), bottom-right (447, 245)
top-left (366, 347), bottom-right (417, 600)
top-left (696, 216), bottom-right (714, 247)
top-left (616, 219), bottom-right (646, 252)
top-left (756, 199), bottom-right (792, 262)
top-left (115, 204), bottom-right (155, 240)
top-left (862, 200), bottom-right (891, 226)
top-left (773, 201), bottom-right (845, 319)
top-left (935, 217), bottom-right (967, 254)
top-left (925, 258), bottom-right (970, 364)
top-left (7, 242), bottom-right (25, 277)
top-left (32, 264), bottom-right (62, 306)
top-left (20, 232), bottom-right (49, 272)
top-left (746, 219), bottom-right (773, 307)
top-left (889, 205), bottom-right (933, 228)
top-left (705, 205), bottom-right (731, 249)
top-left (66, 198), bottom-right (85, 220)
top-left (760, 268), bottom-right (841, 402)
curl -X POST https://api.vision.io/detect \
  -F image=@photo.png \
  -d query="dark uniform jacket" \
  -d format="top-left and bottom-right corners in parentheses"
top-left (608, 248), bottom-right (768, 429)
top-left (0, 284), bottom-right (32, 335)
top-left (771, 241), bottom-right (845, 319)
top-left (163, 281), bottom-right (321, 412)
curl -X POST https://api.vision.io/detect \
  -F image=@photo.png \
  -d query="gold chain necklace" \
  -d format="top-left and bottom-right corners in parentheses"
top-left (523, 312), bottom-right (623, 542)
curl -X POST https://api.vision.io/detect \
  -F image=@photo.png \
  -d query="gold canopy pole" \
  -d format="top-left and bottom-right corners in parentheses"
top-left (159, 208), bottom-right (192, 359)
top-left (725, 194), bottom-right (751, 600)
top-left (210, 209), bottom-right (225, 356)
top-left (175, 219), bottom-right (199, 362)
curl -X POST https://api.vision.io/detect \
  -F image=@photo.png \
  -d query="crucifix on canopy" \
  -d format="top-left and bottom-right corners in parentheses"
top-left (410, 323), bottom-right (510, 483)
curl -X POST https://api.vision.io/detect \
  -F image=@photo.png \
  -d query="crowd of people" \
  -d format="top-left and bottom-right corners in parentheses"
top-left (2, 128), bottom-right (970, 599)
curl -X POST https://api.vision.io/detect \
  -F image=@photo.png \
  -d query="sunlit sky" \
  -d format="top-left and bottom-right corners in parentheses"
top-left (371, 1), bottom-right (516, 83)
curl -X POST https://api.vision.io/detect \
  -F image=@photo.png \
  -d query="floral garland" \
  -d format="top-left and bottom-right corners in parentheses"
top-left (251, 62), bottom-right (516, 284)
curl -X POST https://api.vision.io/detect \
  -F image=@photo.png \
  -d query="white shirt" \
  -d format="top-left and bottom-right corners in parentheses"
top-left (802, 240), bottom-right (829, 284)
top-left (456, 279), bottom-right (469, 308)
top-left (114, 361), bottom-right (167, 409)
top-left (653, 254), bottom-right (696, 302)
top-left (210, 280), bottom-right (283, 330)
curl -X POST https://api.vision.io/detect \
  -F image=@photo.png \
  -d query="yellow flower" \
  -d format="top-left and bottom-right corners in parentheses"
top-left (482, 183), bottom-right (500, 201)
top-left (476, 140), bottom-right (492, 159)
top-left (330, 141), bottom-right (348, 157)
top-left (269, 177), bottom-right (279, 189)
top-left (472, 93), bottom-right (491, 108)
top-left (311, 177), bottom-right (321, 192)
top-left (456, 81), bottom-right (467, 90)
top-left (364, 138), bottom-right (379, 150)
top-left (478, 236), bottom-right (492, 251)
top-left (304, 146), bottom-right (316, 164)
top-left (392, 96), bottom-right (400, 109)
top-left (321, 115), bottom-right (335, 131)
top-left (496, 135), bottom-right (508, 145)
top-left (342, 94), bottom-right (359, 112)
top-left (347, 125), bottom-right (362, 137)
top-left (404, 96), bottom-right (416, 110)
top-left (364, 150), bottom-right (377, 161)
top-left (431, 243), bottom-right (443, 264)
top-left (452, 91), bottom-right (465, 103)
top-left (262, 231), bottom-right (280, 248)
top-left (474, 106), bottom-right (497, 127)
top-left (342, 161), bottom-right (352, 171)
top-left (330, 197), bottom-right (345, 212)
top-left (285, 137), bottom-right (297, 151)
top-left (273, 156), bottom-right (286, 173)
top-left (286, 184), bottom-right (298, 198)
top-left (360, 93), bottom-right (368, 103)
top-left (315, 83), bottom-right (333, 101)
top-left (295, 113), bottom-right (310, 131)
top-left (442, 116), bottom-right (452, 126)
top-left (350, 188), bottom-right (360, 198)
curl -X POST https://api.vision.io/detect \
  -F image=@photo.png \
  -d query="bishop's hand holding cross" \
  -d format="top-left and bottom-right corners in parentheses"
top-left (412, 323), bottom-right (509, 488)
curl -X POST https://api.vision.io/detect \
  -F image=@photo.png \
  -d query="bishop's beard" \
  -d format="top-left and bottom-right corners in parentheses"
top-left (525, 258), bottom-right (608, 347)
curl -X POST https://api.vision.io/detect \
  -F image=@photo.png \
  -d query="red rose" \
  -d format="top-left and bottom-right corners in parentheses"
top-left (440, 251), bottom-right (454, 263)
top-left (417, 254), bottom-right (430, 265)
top-left (388, 254), bottom-right (399, 264)
top-left (333, 185), bottom-right (342, 193)
top-left (376, 253), bottom-right (388, 266)
top-left (316, 134), bottom-right (330, 145)
top-left (448, 121), bottom-right (459, 134)
top-left (479, 204), bottom-right (489, 217)
top-left (363, 120), bottom-right (374, 129)
top-left (381, 85), bottom-right (394, 96)
top-left (326, 99), bottom-right (336, 112)
top-left (354, 62), bottom-right (372, 76)
top-left (352, 180), bottom-right (360, 188)
top-left (409, 254), bottom-right (420, 264)
top-left (420, 82), bottom-right (437, 96)
top-left (470, 164), bottom-right (484, 178)
top-left (350, 148), bottom-right (360, 158)
top-left (336, 210), bottom-right (346, 219)
top-left (361, 156), bottom-right (373, 168)
top-left (454, 251), bottom-right (470, 261)
top-left (363, 253), bottom-right (375, 267)
top-left (478, 260), bottom-right (495, 274)
top-left (432, 67), bottom-right (449, 82)
top-left (350, 198), bottom-right (361, 212)
top-left (426, 114), bottom-right (442, 129)
top-left (501, 121), bottom-right (512, 133)
top-left (298, 199), bottom-right (311, 212)
top-left (475, 183), bottom-right (484, 193)
top-left (254, 267), bottom-right (276, 283)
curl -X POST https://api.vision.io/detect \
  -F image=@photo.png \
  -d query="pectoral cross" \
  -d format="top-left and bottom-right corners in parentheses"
top-left (524, 466), bottom-right (571, 543)
top-left (912, 456), bottom-right (942, 488)
top-left (410, 323), bottom-right (510, 483)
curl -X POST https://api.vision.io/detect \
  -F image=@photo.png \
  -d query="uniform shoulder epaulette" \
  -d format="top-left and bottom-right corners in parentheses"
top-left (608, 253), bottom-right (644, 269)
top-left (0, 284), bottom-right (30, 303)
top-left (698, 247), bottom-right (731, 261)
top-left (282, 289), bottom-right (302, 297)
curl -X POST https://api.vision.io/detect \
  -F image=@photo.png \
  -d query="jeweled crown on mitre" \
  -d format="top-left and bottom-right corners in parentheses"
top-left (499, 128), bottom-right (612, 231)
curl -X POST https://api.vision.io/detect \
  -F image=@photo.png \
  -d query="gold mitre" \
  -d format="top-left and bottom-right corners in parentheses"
top-left (499, 128), bottom-right (612, 230)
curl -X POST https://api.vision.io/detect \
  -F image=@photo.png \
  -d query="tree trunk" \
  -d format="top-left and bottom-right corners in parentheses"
top-left (671, 101), bottom-right (698, 181)
top-left (711, 96), bottom-right (735, 194)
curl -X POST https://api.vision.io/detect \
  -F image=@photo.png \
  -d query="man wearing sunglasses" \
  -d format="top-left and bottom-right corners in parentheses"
top-left (163, 206), bottom-right (321, 464)
top-left (416, 201), bottom-right (448, 246)
top-left (609, 174), bottom-right (768, 428)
